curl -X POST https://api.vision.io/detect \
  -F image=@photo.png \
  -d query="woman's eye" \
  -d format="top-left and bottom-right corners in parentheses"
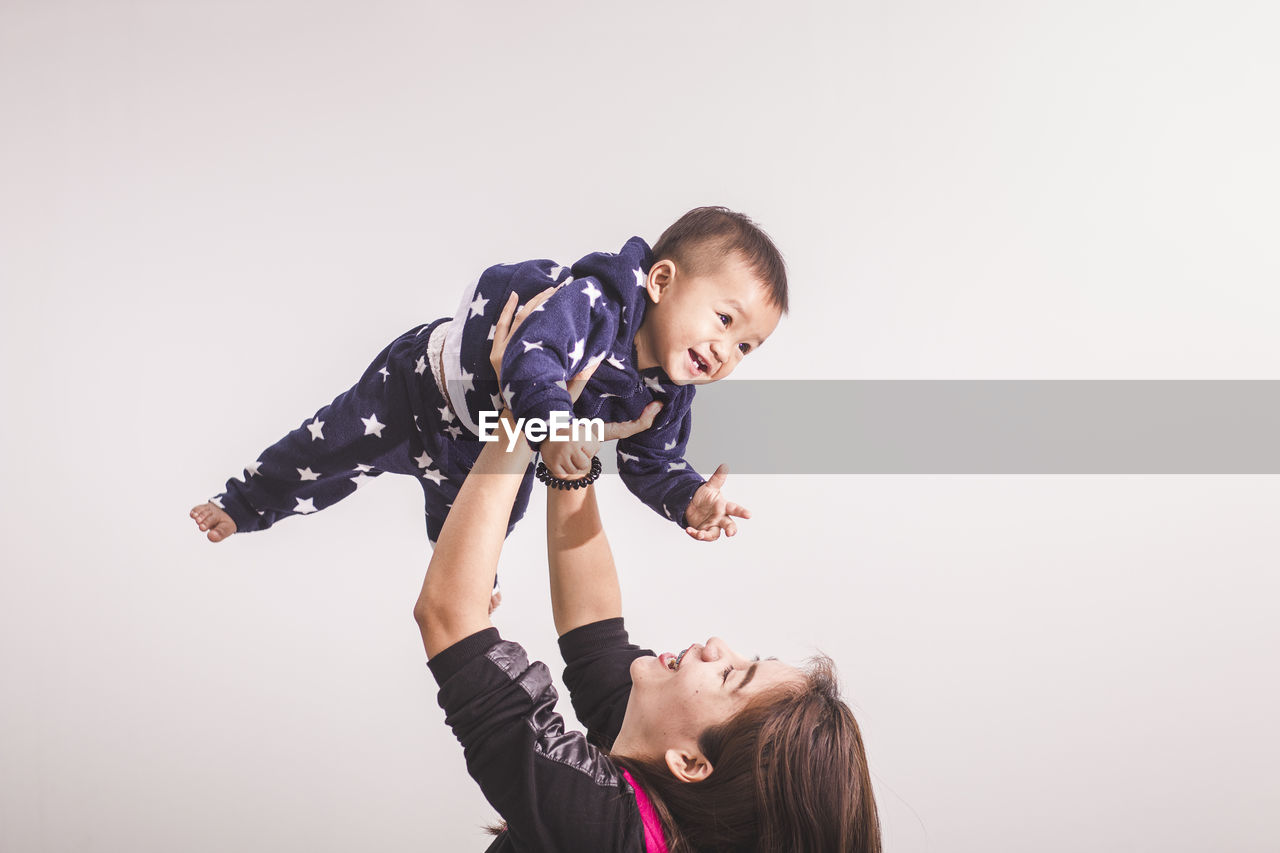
top-left (738, 343), bottom-right (751, 355)
top-left (721, 666), bottom-right (733, 683)
top-left (718, 313), bottom-right (730, 326)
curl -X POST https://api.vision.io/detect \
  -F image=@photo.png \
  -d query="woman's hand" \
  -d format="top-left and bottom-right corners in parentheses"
top-left (489, 287), bottom-right (560, 387)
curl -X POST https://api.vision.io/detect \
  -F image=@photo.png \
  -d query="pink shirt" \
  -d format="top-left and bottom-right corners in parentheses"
top-left (621, 769), bottom-right (671, 853)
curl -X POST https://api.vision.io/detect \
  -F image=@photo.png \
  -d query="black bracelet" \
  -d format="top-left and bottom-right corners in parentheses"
top-left (536, 457), bottom-right (602, 489)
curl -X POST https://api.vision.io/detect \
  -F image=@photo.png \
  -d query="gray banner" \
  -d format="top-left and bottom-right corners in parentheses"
top-left (663, 381), bottom-right (1280, 474)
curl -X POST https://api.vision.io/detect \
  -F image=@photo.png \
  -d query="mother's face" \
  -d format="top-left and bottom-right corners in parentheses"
top-left (612, 637), bottom-right (803, 778)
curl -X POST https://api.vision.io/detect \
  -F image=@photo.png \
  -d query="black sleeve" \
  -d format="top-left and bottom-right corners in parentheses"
top-left (431, 630), bottom-right (647, 853)
top-left (558, 618), bottom-right (653, 751)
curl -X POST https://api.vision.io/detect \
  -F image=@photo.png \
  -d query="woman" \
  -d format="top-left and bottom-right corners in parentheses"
top-left (414, 290), bottom-right (881, 852)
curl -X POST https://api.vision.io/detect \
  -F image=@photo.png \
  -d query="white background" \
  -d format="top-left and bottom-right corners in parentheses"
top-left (3, 1), bottom-right (1278, 850)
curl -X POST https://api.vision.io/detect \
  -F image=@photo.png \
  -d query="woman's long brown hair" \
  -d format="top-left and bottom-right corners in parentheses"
top-left (613, 655), bottom-right (880, 853)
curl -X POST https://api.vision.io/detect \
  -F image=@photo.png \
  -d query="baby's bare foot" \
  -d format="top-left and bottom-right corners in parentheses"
top-left (190, 502), bottom-right (237, 543)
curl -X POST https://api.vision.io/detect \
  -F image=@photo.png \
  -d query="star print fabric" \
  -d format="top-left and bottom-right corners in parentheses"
top-left (211, 238), bottom-right (708, 539)
top-left (213, 317), bottom-right (535, 543)
top-left (449, 237), bottom-right (706, 526)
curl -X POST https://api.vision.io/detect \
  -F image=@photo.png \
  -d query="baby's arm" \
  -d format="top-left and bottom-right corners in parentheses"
top-left (497, 279), bottom-right (619, 446)
top-left (616, 404), bottom-right (749, 541)
top-left (539, 435), bottom-right (599, 480)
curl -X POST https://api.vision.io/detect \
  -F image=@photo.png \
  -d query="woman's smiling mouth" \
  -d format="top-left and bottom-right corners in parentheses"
top-left (662, 646), bottom-right (694, 671)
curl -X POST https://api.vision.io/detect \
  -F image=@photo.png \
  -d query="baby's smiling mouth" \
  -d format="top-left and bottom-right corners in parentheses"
top-left (688, 349), bottom-right (709, 374)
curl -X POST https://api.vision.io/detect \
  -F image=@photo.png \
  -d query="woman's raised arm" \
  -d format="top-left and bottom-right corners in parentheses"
top-left (545, 405), bottom-right (660, 636)
top-left (412, 290), bottom-right (556, 658)
top-left (413, 413), bottom-right (532, 658)
top-left (545, 484), bottom-right (621, 636)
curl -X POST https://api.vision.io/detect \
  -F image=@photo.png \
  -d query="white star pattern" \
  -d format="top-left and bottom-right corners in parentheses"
top-left (362, 413), bottom-right (386, 437)
top-left (554, 380), bottom-right (567, 391)
top-left (193, 252), bottom-right (713, 546)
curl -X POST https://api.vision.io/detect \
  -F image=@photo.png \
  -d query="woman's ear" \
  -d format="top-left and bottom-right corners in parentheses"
top-left (664, 747), bottom-right (713, 783)
top-left (646, 260), bottom-right (675, 304)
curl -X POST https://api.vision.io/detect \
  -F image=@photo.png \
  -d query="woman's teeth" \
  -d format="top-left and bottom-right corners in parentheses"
top-left (668, 647), bottom-right (691, 671)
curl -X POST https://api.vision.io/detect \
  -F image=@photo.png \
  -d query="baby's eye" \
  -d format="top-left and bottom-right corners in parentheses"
top-left (721, 665), bottom-right (733, 683)
top-left (738, 343), bottom-right (752, 355)
top-left (718, 313), bottom-right (730, 326)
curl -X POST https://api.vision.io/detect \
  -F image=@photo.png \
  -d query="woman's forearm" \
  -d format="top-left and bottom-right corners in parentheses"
top-left (546, 483), bottom-right (622, 636)
top-left (416, 421), bottom-right (533, 658)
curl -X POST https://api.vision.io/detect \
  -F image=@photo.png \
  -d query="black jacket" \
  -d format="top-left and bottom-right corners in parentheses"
top-left (429, 618), bottom-right (655, 852)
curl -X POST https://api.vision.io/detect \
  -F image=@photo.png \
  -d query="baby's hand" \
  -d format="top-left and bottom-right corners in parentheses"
top-left (683, 464), bottom-right (750, 542)
top-left (540, 435), bottom-right (598, 480)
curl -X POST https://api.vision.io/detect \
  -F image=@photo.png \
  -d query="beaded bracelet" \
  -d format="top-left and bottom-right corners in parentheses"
top-left (535, 457), bottom-right (603, 489)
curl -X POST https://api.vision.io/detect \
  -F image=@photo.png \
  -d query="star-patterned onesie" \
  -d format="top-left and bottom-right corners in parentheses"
top-left (211, 237), bottom-right (706, 544)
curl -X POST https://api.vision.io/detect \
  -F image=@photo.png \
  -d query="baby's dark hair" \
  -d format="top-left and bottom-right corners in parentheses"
top-left (651, 206), bottom-right (789, 314)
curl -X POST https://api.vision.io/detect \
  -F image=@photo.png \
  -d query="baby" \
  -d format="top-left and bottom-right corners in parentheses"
top-left (191, 206), bottom-right (787, 551)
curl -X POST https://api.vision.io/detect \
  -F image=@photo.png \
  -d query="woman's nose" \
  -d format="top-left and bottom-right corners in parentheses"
top-left (704, 637), bottom-right (730, 661)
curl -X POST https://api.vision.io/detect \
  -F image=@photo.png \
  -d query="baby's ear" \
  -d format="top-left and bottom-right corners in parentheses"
top-left (645, 260), bottom-right (675, 303)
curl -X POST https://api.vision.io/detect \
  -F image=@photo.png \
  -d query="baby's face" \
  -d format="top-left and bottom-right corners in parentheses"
top-left (635, 252), bottom-right (782, 385)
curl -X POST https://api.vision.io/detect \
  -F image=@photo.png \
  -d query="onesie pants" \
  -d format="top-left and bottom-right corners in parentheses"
top-left (212, 317), bottom-right (535, 544)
